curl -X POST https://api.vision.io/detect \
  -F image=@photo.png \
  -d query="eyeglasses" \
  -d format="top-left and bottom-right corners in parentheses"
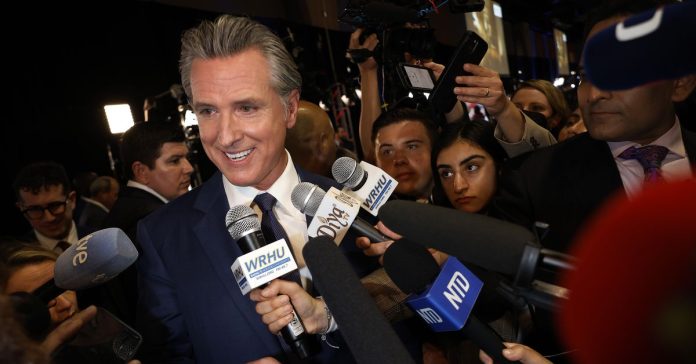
top-left (20, 199), bottom-right (68, 220)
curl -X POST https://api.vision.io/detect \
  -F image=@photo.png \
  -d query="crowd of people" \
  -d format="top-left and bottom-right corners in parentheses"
top-left (2, 0), bottom-right (694, 363)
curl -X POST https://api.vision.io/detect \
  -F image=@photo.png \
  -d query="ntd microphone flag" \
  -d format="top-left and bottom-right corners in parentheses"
top-left (406, 257), bottom-right (483, 332)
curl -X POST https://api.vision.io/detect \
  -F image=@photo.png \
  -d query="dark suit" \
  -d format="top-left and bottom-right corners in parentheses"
top-left (77, 199), bottom-right (108, 232)
top-left (102, 186), bottom-right (165, 243)
top-left (136, 169), bottom-right (380, 363)
top-left (492, 130), bottom-right (696, 253)
top-left (79, 186), bottom-right (165, 326)
top-left (490, 129), bottom-right (696, 360)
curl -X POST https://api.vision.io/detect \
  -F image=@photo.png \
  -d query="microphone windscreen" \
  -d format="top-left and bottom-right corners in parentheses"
top-left (54, 228), bottom-right (138, 290)
top-left (583, 1), bottom-right (696, 90)
top-left (290, 182), bottom-right (325, 216)
top-left (331, 157), bottom-right (364, 189)
top-left (383, 239), bottom-right (439, 294)
top-left (559, 179), bottom-right (696, 364)
top-left (378, 200), bottom-right (537, 275)
top-left (303, 236), bottom-right (415, 364)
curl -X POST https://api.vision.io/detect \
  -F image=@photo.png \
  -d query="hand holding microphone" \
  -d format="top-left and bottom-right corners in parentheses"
top-left (226, 205), bottom-right (317, 359)
top-left (249, 280), bottom-right (331, 336)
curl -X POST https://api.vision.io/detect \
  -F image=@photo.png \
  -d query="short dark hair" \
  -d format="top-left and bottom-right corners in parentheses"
top-left (371, 107), bottom-right (438, 147)
top-left (120, 122), bottom-right (186, 180)
top-left (430, 120), bottom-right (508, 208)
top-left (12, 161), bottom-right (71, 203)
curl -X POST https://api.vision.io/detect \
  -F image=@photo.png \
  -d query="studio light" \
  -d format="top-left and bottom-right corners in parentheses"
top-left (104, 104), bottom-right (135, 134)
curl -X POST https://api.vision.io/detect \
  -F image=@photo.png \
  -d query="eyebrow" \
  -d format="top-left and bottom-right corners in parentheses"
top-left (436, 154), bottom-right (485, 169)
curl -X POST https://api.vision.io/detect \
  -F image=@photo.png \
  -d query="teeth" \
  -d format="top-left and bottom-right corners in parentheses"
top-left (226, 148), bottom-right (253, 160)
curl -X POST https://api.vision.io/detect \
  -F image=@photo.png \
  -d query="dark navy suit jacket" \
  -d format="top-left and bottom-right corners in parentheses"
top-left (491, 129), bottom-right (696, 253)
top-left (136, 168), bottom-right (379, 363)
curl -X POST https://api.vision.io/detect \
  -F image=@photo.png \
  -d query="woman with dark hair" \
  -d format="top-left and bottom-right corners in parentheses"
top-left (431, 120), bottom-right (508, 213)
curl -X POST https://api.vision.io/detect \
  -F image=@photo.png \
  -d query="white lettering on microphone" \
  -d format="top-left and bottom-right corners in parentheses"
top-left (417, 307), bottom-right (443, 324)
top-left (72, 239), bottom-right (89, 266)
top-left (443, 271), bottom-right (470, 310)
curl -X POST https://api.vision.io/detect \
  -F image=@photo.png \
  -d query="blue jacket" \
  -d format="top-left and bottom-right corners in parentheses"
top-left (135, 169), bottom-right (380, 363)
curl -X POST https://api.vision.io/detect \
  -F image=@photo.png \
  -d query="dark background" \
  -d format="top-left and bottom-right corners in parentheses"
top-left (3, 0), bottom-right (599, 236)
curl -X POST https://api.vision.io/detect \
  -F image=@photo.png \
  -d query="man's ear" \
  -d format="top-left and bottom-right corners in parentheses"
top-left (672, 74), bottom-right (696, 102)
top-left (132, 161), bottom-right (149, 184)
top-left (285, 90), bottom-right (300, 129)
top-left (67, 190), bottom-right (77, 205)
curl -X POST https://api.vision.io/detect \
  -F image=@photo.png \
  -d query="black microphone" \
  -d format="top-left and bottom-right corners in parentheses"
top-left (225, 205), bottom-right (318, 359)
top-left (378, 200), bottom-right (575, 286)
top-left (32, 228), bottom-right (139, 304)
top-left (383, 239), bottom-right (518, 364)
top-left (303, 235), bottom-right (416, 364)
top-left (290, 182), bottom-right (388, 243)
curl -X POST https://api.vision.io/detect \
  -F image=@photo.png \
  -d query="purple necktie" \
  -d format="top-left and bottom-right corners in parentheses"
top-left (253, 193), bottom-right (301, 285)
top-left (618, 145), bottom-right (669, 183)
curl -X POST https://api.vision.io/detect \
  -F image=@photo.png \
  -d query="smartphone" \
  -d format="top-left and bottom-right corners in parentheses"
top-left (428, 31), bottom-right (488, 113)
top-left (55, 307), bottom-right (142, 363)
top-left (397, 63), bottom-right (437, 92)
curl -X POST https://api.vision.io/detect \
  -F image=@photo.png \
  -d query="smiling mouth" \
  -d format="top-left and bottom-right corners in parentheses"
top-left (225, 148), bottom-right (254, 161)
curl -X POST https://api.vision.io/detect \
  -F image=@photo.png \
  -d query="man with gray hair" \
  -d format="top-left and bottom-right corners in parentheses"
top-left (136, 15), bottom-right (379, 363)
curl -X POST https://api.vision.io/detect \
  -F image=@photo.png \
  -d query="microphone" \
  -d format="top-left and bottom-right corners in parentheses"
top-left (32, 228), bottom-right (139, 304)
top-left (290, 182), bottom-right (387, 243)
top-left (225, 205), bottom-right (317, 359)
top-left (382, 239), bottom-right (518, 364)
top-left (331, 157), bottom-right (397, 215)
top-left (303, 235), bottom-right (416, 364)
top-left (583, 1), bottom-right (696, 90)
top-left (378, 200), bottom-right (575, 284)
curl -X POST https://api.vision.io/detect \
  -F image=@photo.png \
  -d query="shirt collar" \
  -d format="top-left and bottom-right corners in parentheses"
top-left (223, 150), bottom-right (301, 212)
top-left (609, 117), bottom-right (685, 158)
top-left (35, 221), bottom-right (79, 250)
top-left (127, 180), bottom-right (169, 203)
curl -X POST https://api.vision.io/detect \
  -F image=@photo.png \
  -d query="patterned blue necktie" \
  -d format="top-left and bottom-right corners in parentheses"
top-left (618, 145), bottom-right (669, 183)
top-left (253, 193), bottom-right (302, 285)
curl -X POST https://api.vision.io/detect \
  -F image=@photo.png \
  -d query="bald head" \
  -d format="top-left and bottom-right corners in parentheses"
top-left (286, 101), bottom-right (337, 177)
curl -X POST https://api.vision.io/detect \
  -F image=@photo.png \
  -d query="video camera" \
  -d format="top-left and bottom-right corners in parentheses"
top-left (341, 1), bottom-right (437, 61)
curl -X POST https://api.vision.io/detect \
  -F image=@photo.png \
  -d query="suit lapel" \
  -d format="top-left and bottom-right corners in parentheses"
top-left (191, 173), bottom-right (279, 352)
top-left (565, 135), bottom-right (624, 210)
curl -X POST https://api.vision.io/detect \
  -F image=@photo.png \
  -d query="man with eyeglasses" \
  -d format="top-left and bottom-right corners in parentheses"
top-left (12, 161), bottom-right (93, 253)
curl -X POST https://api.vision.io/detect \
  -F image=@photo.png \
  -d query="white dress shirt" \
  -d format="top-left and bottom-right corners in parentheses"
top-left (222, 151), bottom-right (313, 287)
top-left (35, 221), bottom-right (79, 253)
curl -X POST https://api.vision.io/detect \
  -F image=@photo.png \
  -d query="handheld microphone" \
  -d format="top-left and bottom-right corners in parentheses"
top-left (383, 239), bottom-right (518, 364)
top-left (378, 200), bottom-right (575, 286)
top-left (225, 205), bottom-right (317, 359)
top-left (303, 235), bottom-right (416, 364)
top-left (331, 157), bottom-right (397, 216)
top-left (32, 228), bottom-right (139, 304)
top-left (291, 182), bottom-right (387, 243)
top-left (583, 1), bottom-right (696, 90)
